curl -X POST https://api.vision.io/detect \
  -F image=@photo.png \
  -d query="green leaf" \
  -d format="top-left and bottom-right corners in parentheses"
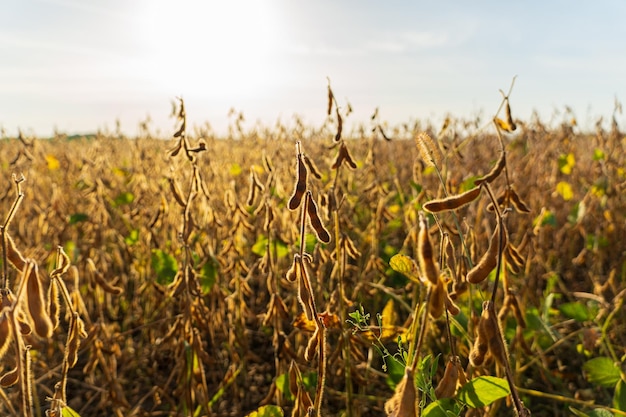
top-left (113, 191), bottom-right (135, 207)
top-left (274, 373), bottom-right (293, 401)
top-left (151, 249), bottom-right (178, 285)
top-left (457, 376), bottom-right (510, 408)
top-left (199, 255), bottom-right (219, 293)
top-left (389, 254), bottom-right (421, 283)
top-left (614, 379), bottom-right (626, 411)
top-left (385, 356), bottom-right (406, 390)
top-left (558, 302), bottom-right (591, 322)
top-left (245, 405), bottom-right (284, 417)
top-left (68, 213), bottom-right (89, 224)
top-left (583, 357), bottom-right (621, 388)
top-left (251, 235), bottom-right (290, 258)
top-left (301, 371), bottom-right (317, 393)
top-left (588, 409), bottom-right (615, 417)
top-left (593, 148), bottom-right (606, 161)
top-left (461, 176), bottom-right (480, 191)
top-left (124, 229), bottom-right (139, 246)
top-left (422, 398), bottom-right (459, 417)
top-left (62, 406), bottom-right (82, 417)
top-left (533, 209), bottom-right (557, 228)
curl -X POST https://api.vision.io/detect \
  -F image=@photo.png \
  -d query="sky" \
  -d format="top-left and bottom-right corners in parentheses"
top-left (1, 0), bottom-right (626, 137)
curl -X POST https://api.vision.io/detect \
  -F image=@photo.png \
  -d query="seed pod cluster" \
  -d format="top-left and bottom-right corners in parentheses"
top-left (470, 301), bottom-right (508, 367)
top-left (505, 240), bottom-right (525, 273)
top-left (469, 302), bottom-right (494, 367)
top-left (487, 186), bottom-right (531, 214)
top-left (331, 142), bottom-right (357, 170)
top-left (499, 293), bottom-right (526, 328)
top-left (423, 186), bottom-right (481, 213)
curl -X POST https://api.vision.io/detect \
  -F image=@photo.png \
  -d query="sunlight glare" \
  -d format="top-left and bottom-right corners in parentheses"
top-left (133, 0), bottom-right (280, 100)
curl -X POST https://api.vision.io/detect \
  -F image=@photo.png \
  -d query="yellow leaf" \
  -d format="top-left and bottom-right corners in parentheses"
top-left (556, 181), bottom-right (573, 201)
top-left (381, 299), bottom-right (397, 329)
top-left (389, 254), bottom-right (423, 283)
top-left (559, 153), bottom-right (576, 175)
top-left (292, 312), bottom-right (316, 332)
top-left (45, 154), bottom-right (60, 170)
top-left (381, 299), bottom-right (403, 341)
top-left (495, 118), bottom-right (513, 132)
top-left (245, 405), bottom-right (284, 417)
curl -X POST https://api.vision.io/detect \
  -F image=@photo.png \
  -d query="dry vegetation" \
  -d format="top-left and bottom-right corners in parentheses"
top-left (0, 84), bottom-right (625, 417)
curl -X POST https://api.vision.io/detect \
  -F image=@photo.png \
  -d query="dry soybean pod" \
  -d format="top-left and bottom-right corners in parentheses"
top-left (0, 366), bottom-right (18, 387)
top-left (444, 290), bottom-right (460, 316)
top-left (168, 178), bottom-right (187, 208)
top-left (326, 82), bottom-right (333, 116)
top-left (303, 155), bottom-right (322, 180)
top-left (48, 278), bottom-right (60, 331)
top-left (288, 149), bottom-right (308, 211)
top-left (304, 328), bottom-right (319, 361)
top-left (429, 278), bottom-right (445, 319)
top-left (467, 222), bottom-right (507, 284)
top-left (423, 186), bottom-right (481, 213)
top-left (66, 312), bottom-right (81, 367)
top-left (444, 234), bottom-right (457, 282)
top-left (297, 271), bottom-right (315, 321)
top-left (475, 151), bottom-right (506, 186)
top-left (246, 169), bottom-right (258, 207)
top-left (508, 187), bottom-right (531, 213)
top-left (25, 262), bottom-right (53, 338)
top-left (306, 192), bottom-right (331, 244)
top-left (435, 357), bottom-right (459, 399)
top-left (286, 256), bottom-right (301, 282)
top-left (4, 232), bottom-right (26, 272)
top-left (417, 214), bottom-right (439, 286)
top-left (87, 258), bottom-right (123, 295)
top-left (0, 312), bottom-right (12, 361)
top-left (469, 304), bottom-right (491, 366)
top-left (504, 243), bottom-right (525, 273)
top-left (334, 108), bottom-right (343, 143)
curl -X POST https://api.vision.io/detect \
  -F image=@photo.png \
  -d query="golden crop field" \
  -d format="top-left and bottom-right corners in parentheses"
top-left (0, 89), bottom-right (625, 417)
